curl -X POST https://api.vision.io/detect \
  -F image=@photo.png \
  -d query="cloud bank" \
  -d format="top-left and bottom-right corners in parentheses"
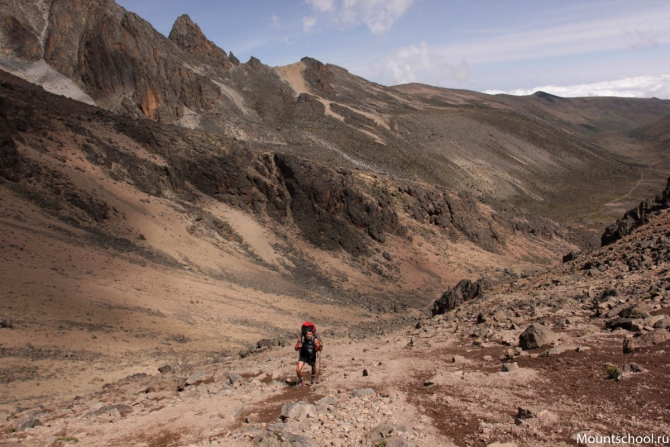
top-left (485, 75), bottom-right (670, 99)
top-left (305, 0), bottom-right (414, 35)
top-left (359, 42), bottom-right (470, 87)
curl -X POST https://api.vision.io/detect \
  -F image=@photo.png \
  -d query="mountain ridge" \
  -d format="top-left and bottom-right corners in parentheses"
top-left (2, 0), bottom-right (669, 225)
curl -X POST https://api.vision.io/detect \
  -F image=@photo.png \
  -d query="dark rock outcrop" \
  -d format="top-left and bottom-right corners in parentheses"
top-left (274, 153), bottom-right (398, 255)
top-left (602, 177), bottom-right (670, 246)
top-left (432, 278), bottom-right (488, 315)
top-left (168, 14), bottom-right (232, 70)
top-left (0, 15), bottom-right (42, 61)
top-left (44, 0), bottom-right (224, 120)
top-left (0, 100), bottom-right (21, 182)
top-left (300, 57), bottom-right (336, 98)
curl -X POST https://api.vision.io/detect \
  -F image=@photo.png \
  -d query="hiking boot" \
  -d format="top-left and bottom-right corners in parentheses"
top-left (296, 379), bottom-right (305, 388)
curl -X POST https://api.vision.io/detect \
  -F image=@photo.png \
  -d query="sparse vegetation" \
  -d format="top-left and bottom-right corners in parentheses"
top-left (644, 289), bottom-right (660, 300)
top-left (607, 365), bottom-right (620, 380)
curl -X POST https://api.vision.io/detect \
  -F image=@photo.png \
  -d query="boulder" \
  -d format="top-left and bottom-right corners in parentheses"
top-left (605, 303), bottom-right (629, 318)
top-left (13, 416), bottom-right (41, 432)
top-left (519, 324), bottom-right (557, 350)
top-left (606, 318), bottom-right (635, 331)
top-left (280, 402), bottom-right (316, 420)
top-left (620, 363), bottom-right (646, 374)
top-left (653, 318), bottom-right (670, 330)
top-left (432, 278), bottom-right (489, 315)
top-left (619, 303), bottom-right (651, 319)
top-left (623, 330), bottom-right (670, 353)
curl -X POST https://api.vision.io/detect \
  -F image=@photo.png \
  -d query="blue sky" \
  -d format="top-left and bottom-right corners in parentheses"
top-left (116, 0), bottom-right (670, 98)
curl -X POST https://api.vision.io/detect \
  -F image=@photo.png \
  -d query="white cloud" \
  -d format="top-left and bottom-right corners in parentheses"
top-left (363, 42), bottom-right (470, 87)
top-left (306, 0), bottom-right (414, 35)
top-left (428, 6), bottom-right (670, 65)
top-left (624, 28), bottom-right (659, 50)
top-left (306, 0), bottom-right (335, 12)
top-left (271, 14), bottom-right (280, 28)
top-left (484, 74), bottom-right (670, 99)
top-left (303, 16), bottom-right (317, 32)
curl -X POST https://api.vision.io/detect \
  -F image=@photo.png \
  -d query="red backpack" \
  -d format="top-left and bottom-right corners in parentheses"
top-left (301, 321), bottom-right (316, 336)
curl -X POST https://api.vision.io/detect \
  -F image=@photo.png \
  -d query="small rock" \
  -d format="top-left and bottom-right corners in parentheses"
top-left (315, 397), bottom-right (334, 412)
top-left (228, 373), bottom-right (244, 384)
top-left (363, 369), bottom-right (369, 377)
top-left (653, 318), bottom-right (670, 330)
top-left (158, 365), bottom-right (172, 374)
top-left (518, 406), bottom-right (548, 419)
top-left (353, 388), bottom-right (375, 397)
top-left (186, 371), bottom-right (213, 386)
top-left (502, 362), bottom-right (519, 372)
top-left (451, 355), bottom-right (466, 363)
top-left (0, 319), bottom-right (11, 328)
top-left (280, 401), bottom-right (316, 420)
top-left (424, 375), bottom-right (438, 386)
top-left (580, 325), bottom-right (601, 335)
top-left (254, 431), bottom-right (319, 447)
top-left (366, 423), bottom-right (395, 444)
top-left (385, 437), bottom-right (416, 447)
top-left (576, 346), bottom-right (590, 353)
top-left (562, 251), bottom-right (578, 263)
top-left (483, 355), bottom-right (493, 361)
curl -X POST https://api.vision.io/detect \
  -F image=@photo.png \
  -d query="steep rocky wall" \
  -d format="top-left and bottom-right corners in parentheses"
top-left (602, 177), bottom-right (670, 246)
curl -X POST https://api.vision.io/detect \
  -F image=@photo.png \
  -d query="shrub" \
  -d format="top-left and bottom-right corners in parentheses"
top-left (607, 365), bottom-right (619, 380)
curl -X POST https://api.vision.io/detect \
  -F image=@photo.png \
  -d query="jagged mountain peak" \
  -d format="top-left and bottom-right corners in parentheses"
top-left (168, 13), bottom-right (231, 69)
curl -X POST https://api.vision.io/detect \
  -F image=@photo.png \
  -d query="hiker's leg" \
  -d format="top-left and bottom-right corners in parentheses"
top-left (296, 361), bottom-right (305, 380)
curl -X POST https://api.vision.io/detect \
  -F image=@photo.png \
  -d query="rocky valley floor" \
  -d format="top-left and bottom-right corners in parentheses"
top-left (1, 209), bottom-right (669, 447)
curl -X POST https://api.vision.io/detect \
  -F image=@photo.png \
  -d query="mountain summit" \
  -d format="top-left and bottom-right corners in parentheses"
top-left (169, 14), bottom-right (234, 70)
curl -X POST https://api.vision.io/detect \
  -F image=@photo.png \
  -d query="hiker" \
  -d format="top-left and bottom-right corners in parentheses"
top-left (295, 322), bottom-right (322, 387)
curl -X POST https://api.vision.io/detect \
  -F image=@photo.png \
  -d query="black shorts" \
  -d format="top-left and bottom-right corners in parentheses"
top-left (299, 354), bottom-right (316, 366)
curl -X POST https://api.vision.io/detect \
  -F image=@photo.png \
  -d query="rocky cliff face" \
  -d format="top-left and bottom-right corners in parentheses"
top-left (2, 0), bottom-right (669, 225)
top-left (169, 14), bottom-right (233, 70)
top-left (602, 177), bottom-right (670, 246)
